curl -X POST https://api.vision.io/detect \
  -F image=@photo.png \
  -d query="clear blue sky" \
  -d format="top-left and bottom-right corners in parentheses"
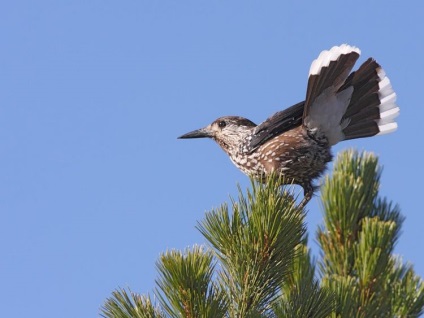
top-left (1, 1), bottom-right (423, 317)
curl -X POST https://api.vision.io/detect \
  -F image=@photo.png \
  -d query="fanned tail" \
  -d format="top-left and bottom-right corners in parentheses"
top-left (302, 44), bottom-right (399, 145)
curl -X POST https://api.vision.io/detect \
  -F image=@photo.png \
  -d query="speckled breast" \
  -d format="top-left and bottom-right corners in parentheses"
top-left (230, 126), bottom-right (333, 185)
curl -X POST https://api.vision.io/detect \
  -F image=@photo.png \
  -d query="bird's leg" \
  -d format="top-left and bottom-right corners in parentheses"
top-left (298, 183), bottom-right (314, 210)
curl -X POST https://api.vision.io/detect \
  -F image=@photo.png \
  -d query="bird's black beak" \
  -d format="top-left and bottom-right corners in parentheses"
top-left (178, 128), bottom-right (211, 139)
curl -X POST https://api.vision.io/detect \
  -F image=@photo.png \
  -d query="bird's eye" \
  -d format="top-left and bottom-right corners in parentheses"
top-left (218, 120), bottom-right (226, 128)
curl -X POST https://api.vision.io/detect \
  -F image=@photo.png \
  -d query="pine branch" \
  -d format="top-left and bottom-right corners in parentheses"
top-left (100, 150), bottom-right (424, 318)
top-left (386, 258), bottom-right (424, 317)
top-left (318, 150), bottom-right (381, 277)
top-left (274, 242), bottom-right (335, 318)
top-left (155, 245), bottom-right (228, 318)
top-left (318, 150), bottom-right (424, 317)
top-left (197, 175), bottom-right (306, 317)
top-left (100, 288), bottom-right (164, 318)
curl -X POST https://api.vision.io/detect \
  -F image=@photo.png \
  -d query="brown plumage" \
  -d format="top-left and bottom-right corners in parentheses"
top-left (179, 44), bottom-right (399, 209)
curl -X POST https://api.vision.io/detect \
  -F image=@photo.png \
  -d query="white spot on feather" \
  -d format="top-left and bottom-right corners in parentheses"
top-left (376, 67), bottom-right (399, 135)
top-left (309, 44), bottom-right (361, 76)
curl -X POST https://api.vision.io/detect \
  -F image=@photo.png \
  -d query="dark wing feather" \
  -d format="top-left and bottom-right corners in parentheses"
top-left (248, 101), bottom-right (304, 152)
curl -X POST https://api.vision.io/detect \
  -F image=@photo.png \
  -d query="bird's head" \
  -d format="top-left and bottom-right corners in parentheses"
top-left (178, 116), bottom-right (256, 153)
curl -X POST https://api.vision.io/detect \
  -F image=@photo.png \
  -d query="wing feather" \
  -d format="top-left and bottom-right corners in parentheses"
top-left (248, 101), bottom-right (304, 152)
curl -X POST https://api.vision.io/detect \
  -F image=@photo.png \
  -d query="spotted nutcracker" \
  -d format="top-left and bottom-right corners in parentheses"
top-left (178, 44), bottom-right (399, 208)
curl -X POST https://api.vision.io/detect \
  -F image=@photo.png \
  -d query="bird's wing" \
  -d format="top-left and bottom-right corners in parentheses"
top-left (248, 101), bottom-right (304, 152)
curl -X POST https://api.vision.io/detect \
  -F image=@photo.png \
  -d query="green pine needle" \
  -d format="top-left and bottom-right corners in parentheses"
top-left (100, 149), bottom-right (424, 318)
top-left (100, 288), bottom-right (164, 318)
top-left (155, 245), bottom-right (228, 318)
top-left (197, 174), bottom-right (305, 316)
top-left (318, 150), bottom-right (424, 317)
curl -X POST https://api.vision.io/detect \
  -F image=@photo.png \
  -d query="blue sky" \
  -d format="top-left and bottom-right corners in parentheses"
top-left (1, 1), bottom-right (423, 317)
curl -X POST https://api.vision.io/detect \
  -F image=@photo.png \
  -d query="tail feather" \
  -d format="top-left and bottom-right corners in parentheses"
top-left (341, 59), bottom-right (399, 141)
top-left (303, 44), bottom-right (361, 145)
top-left (303, 44), bottom-right (399, 145)
top-left (343, 119), bottom-right (379, 140)
top-left (304, 45), bottom-right (360, 120)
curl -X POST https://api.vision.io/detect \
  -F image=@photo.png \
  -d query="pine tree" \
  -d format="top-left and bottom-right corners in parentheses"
top-left (101, 150), bottom-right (424, 317)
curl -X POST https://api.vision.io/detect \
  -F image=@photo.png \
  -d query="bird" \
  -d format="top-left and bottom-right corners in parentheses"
top-left (178, 44), bottom-right (399, 209)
